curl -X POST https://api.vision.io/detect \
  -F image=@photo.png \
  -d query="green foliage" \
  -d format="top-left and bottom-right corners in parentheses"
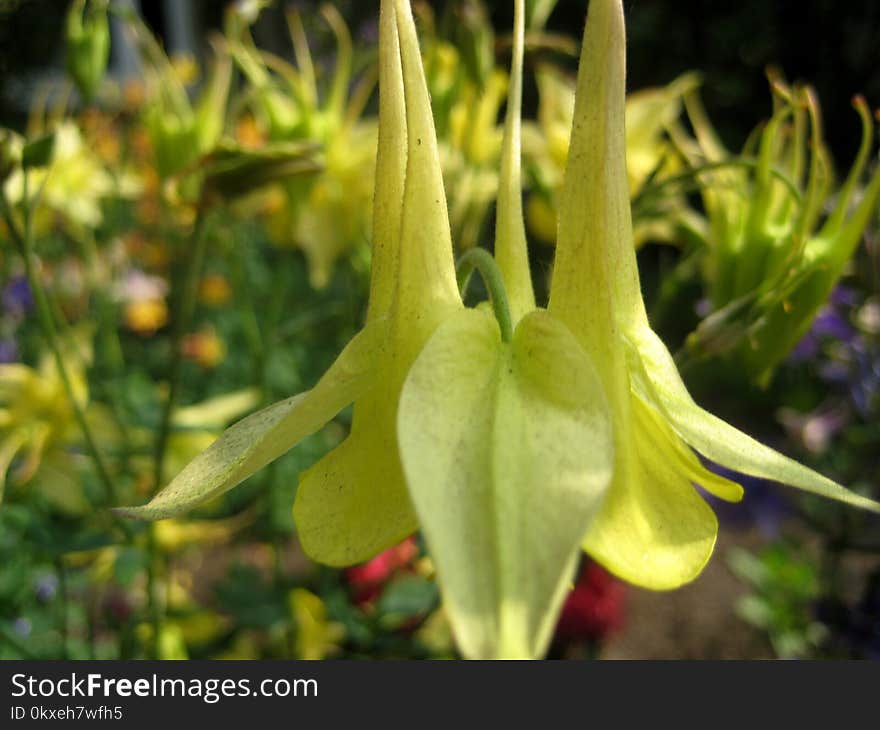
top-left (729, 544), bottom-right (827, 659)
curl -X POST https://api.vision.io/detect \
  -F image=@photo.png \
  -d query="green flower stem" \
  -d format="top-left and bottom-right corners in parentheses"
top-left (147, 205), bottom-right (212, 658)
top-left (152, 209), bottom-right (212, 489)
top-left (456, 248), bottom-right (514, 342)
top-left (229, 242), bottom-right (266, 385)
top-left (79, 231), bottom-right (125, 374)
top-left (0, 185), bottom-right (126, 521)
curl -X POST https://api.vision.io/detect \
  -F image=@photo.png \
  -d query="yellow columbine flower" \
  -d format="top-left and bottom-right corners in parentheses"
top-left (131, 15), bottom-right (231, 183)
top-left (2, 122), bottom-right (126, 234)
top-left (546, 0), bottom-right (879, 590)
top-left (65, 0), bottom-right (110, 102)
top-left (125, 388), bottom-right (259, 504)
top-left (0, 335), bottom-right (101, 504)
top-left (119, 0), bottom-right (612, 661)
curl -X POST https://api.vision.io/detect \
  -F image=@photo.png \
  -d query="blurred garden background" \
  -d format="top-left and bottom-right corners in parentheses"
top-left (0, 0), bottom-right (879, 659)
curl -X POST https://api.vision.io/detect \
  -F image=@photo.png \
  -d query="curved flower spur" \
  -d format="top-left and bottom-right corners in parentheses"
top-left (546, 0), bottom-right (879, 591)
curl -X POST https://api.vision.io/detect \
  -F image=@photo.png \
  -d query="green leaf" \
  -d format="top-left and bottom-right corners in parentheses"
top-left (114, 318), bottom-right (387, 521)
top-left (200, 140), bottom-right (323, 204)
top-left (376, 575), bottom-right (439, 629)
top-left (21, 134), bottom-right (55, 169)
top-left (525, 0), bottom-right (558, 30)
top-left (398, 308), bottom-right (612, 659)
top-left (214, 564), bottom-right (286, 629)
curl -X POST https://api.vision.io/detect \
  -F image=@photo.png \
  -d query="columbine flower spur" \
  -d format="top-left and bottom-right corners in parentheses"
top-left (117, 0), bottom-right (880, 660)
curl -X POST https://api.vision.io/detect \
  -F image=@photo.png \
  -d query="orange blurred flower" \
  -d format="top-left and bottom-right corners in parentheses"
top-left (235, 115), bottom-right (266, 150)
top-left (182, 328), bottom-right (225, 369)
top-left (199, 274), bottom-right (232, 306)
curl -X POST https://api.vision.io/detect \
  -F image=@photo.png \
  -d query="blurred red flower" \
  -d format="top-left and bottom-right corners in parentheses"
top-left (345, 537), bottom-right (419, 605)
top-left (555, 562), bottom-right (626, 643)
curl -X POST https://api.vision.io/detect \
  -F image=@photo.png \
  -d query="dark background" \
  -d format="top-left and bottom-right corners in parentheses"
top-left (1, 0), bottom-right (879, 166)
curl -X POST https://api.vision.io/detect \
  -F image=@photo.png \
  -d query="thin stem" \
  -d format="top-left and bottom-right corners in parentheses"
top-left (494, 0), bottom-right (535, 321)
top-left (456, 248), bottom-right (514, 342)
top-left (78, 231), bottom-right (125, 373)
top-left (152, 209), bottom-right (212, 491)
top-left (147, 206), bottom-right (212, 658)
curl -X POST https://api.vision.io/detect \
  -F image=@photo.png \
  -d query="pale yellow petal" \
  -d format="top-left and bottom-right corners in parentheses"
top-left (399, 308), bottom-right (612, 658)
top-left (292, 377), bottom-right (418, 566)
top-left (584, 394), bottom-right (718, 590)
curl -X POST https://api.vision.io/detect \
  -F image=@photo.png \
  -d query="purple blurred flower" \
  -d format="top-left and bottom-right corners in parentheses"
top-left (34, 573), bottom-right (59, 604)
top-left (790, 285), bottom-right (880, 418)
top-left (812, 309), bottom-right (856, 343)
top-left (830, 285), bottom-right (858, 309)
top-left (847, 346), bottom-right (880, 418)
top-left (1, 276), bottom-right (32, 319)
top-left (358, 19), bottom-right (379, 44)
top-left (789, 285), bottom-right (857, 364)
top-left (790, 332), bottom-right (820, 362)
top-left (0, 338), bottom-right (17, 363)
top-left (12, 617), bottom-right (31, 638)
